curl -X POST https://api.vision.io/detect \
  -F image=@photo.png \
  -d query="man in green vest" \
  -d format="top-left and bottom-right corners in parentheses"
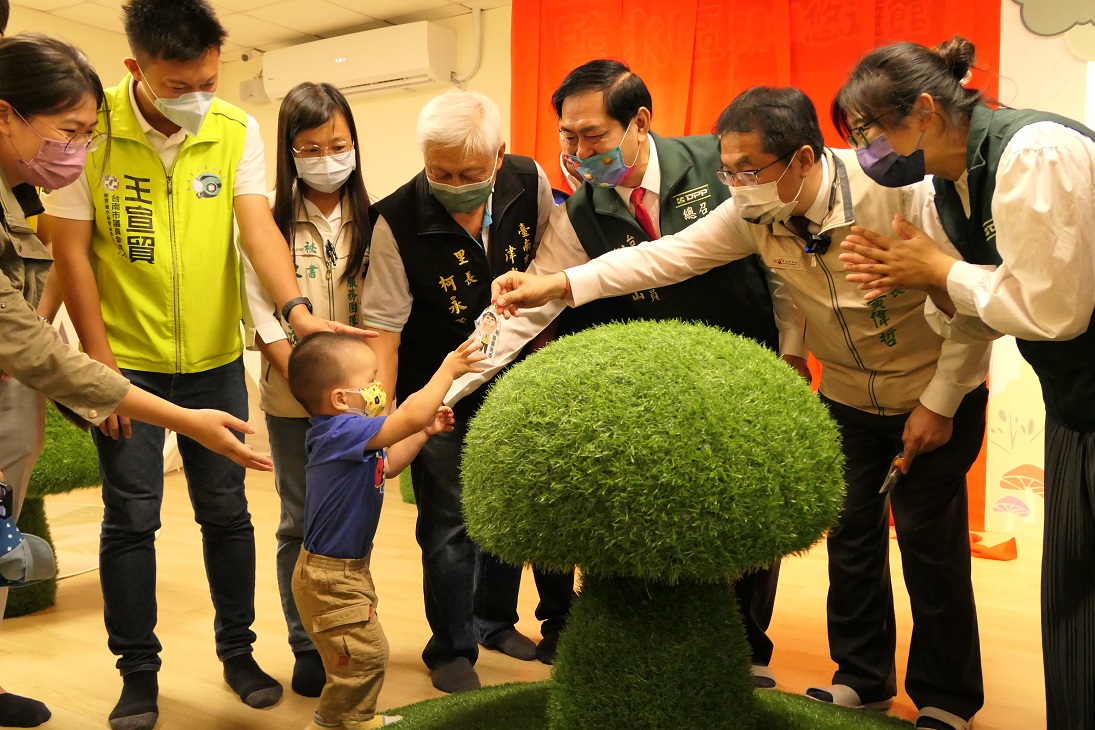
top-left (447, 60), bottom-right (793, 689)
top-left (41, 2), bottom-right (359, 729)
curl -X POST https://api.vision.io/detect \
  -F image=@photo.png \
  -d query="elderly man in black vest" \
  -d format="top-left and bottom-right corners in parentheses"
top-left (361, 90), bottom-right (574, 693)
top-left (446, 60), bottom-right (798, 689)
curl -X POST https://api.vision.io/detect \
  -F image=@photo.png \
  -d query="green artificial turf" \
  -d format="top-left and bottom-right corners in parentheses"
top-left (462, 320), bottom-right (846, 583)
top-left (6, 402), bottom-right (100, 618)
top-left (398, 469), bottom-right (415, 505)
top-left (27, 402), bottom-right (100, 498)
top-left (387, 681), bottom-right (915, 730)
top-left (460, 321), bottom-right (847, 729)
top-left (549, 573), bottom-right (756, 728)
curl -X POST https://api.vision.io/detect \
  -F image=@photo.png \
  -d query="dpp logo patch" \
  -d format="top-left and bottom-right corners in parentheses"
top-left (192, 172), bottom-right (222, 199)
top-left (101, 175), bottom-right (119, 192)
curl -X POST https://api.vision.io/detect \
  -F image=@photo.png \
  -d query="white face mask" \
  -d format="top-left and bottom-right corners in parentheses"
top-left (136, 65), bottom-right (214, 136)
top-left (731, 157), bottom-right (804, 226)
top-left (295, 150), bottom-right (356, 194)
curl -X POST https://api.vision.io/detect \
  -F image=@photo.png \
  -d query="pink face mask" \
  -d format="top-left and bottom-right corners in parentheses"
top-left (8, 110), bottom-right (89, 191)
top-left (14, 136), bottom-right (88, 191)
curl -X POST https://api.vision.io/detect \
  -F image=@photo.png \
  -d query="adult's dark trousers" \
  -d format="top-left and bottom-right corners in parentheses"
top-left (821, 386), bottom-right (986, 720)
top-left (95, 357), bottom-right (257, 674)
top-left (735, 563), bottom-right (781, 666)
top-left (474, 553), bottom-right (575, 645)
top-left (409, 419), bottom-right (481, 669)
top-left (1042, 415), bottom-right (1095, 730)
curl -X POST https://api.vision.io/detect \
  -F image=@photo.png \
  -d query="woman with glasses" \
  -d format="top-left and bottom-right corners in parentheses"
top-left (834, 36), bottom-right (1095, 730)
top-left (0, 32), bottom-right (272, 728)
top-left (241, 81), bottom-right (372, 699)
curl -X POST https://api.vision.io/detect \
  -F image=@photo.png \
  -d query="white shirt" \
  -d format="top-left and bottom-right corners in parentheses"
top-left (42, 79), bottom-right (268, 220)
top-left (936, 121), bottom-right (1095, 342)
top-left (556, 149), bottom-right (990, 417)
top-left (614, 138), bottom-right (662, 235)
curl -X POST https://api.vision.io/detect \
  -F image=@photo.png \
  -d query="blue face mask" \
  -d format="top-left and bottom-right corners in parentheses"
top-left (568, 119), bottom-right (640, 188)
top-left (855, 131), bottom-right (926, 188)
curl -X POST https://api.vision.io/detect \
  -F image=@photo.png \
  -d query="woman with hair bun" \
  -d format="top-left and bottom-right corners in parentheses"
top-left (834, 35), bottom-right (1095, 730)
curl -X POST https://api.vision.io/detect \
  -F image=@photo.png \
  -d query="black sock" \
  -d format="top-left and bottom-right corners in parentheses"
top-left (108, 671), bottom-right (158, 730)
top-left (291, 649), bottom-right (326, 698)
top-left (0, 693), bottom-right (51, 728)
top-left (917, 719), bottom-right (959, 730)
top-left (223, 654), bottom-right (283, 709)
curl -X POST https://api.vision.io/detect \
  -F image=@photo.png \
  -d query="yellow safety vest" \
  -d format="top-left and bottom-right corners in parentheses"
top-left (87, 75), bottom-right (246, 373)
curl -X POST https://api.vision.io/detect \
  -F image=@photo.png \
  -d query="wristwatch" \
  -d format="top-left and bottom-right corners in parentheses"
top-left (281, 296), bottom-right (313, 322)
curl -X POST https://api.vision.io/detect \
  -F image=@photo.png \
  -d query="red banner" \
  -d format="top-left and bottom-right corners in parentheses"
top-left (512, 0), bottom-right (1000, 186)
top-left (510, 0), bottom-right (1000, 529)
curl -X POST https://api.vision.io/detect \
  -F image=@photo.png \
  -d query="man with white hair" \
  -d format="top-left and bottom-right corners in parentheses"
top-left (361, 90), bottom-right (574, 693)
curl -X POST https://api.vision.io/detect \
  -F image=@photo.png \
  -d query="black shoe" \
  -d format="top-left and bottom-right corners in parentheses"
top-left (430, 658), bottom-right (481, 694)
top-left (0, 692), bottom-right (51, 728)
top-left (223, 654), bottom-right (283, 708)
top-left (482, 629), bottom-right (536, 661)
top-left (109, 671), bottom-right (158, 730)
top-left (292, 649), bottom-right (326, 698)
top-left (536, 629), bottom-right (562, 665)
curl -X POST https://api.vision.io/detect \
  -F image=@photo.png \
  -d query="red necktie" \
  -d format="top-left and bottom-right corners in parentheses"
top-left (630, 186), bottom-right (658, 241)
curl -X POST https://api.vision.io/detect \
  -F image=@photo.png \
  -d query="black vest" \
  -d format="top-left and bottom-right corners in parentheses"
top-left (558, 133), bottom-right (779, 351)
top-left (372, 155), bottom-right (541, 420)
top-left (934, 105), bottom-right (1095, 431)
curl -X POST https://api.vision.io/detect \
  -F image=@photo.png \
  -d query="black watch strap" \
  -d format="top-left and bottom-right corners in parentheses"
top-left (281, 296), bottom-right (313, 322)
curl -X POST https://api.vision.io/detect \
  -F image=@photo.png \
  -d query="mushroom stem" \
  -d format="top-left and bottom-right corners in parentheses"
top-left (549, 572), bottom-right (757, 729)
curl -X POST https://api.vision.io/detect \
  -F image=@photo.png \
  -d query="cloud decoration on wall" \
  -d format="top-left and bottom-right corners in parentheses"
top-left (1014, 0), bottom-right (1095, 36)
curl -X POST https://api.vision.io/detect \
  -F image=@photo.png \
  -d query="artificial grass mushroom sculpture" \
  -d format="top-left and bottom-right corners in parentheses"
top-left (462, 320), bottom-right (846, 730)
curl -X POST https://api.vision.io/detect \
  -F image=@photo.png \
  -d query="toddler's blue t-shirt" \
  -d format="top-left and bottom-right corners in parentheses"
top-left (303, 413), bottom-right (387, 559)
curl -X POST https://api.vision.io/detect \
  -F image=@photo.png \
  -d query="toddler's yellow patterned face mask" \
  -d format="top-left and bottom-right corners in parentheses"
top-left (342, 381), bottom-right (386, 417)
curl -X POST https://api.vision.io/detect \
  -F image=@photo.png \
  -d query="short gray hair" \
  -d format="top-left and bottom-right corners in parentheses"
top-left (417, 89), bottom-right (503, 159)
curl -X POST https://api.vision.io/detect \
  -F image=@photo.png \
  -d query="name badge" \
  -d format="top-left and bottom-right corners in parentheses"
top-left (767, 255), bottom-right (804, 271)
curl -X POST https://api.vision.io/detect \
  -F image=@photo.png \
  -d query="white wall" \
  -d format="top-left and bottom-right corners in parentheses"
top-left (217, 6), bottom-right (513, 198)
top-left (8, 4), bottom-right (513, 200)
top-left (7, 6), bottom-right (129, 84)
top-left (981, 0), bottom-right (1088, 538)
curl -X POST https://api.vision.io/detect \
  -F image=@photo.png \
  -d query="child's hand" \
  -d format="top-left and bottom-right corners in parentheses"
top-left (443, 334), bottom-right (488, 377)
top-left (424, 406), bottom-right (456, 436)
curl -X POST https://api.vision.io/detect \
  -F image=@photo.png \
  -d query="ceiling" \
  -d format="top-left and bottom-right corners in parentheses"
top-left (11, 0), bottom-right (510, 56)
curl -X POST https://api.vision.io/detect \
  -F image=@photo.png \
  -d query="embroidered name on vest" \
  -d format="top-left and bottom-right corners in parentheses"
top-left (674, 184), bottom-right (712, 222)
top-left (119, 175), bottom-right (155, 264)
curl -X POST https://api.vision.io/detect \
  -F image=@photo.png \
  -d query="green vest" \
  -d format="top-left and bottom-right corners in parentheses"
top-left (561, 133), bottom-right (779, 350)
top-left (934, 105), bottom-right (1095, 431)
top-left (86, 76), bottom-right (247, 374)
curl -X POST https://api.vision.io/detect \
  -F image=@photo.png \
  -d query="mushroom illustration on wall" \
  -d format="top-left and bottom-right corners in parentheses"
top-left (996, 463), bottom-right (1045, 530)
top-left (993, 495), bottom-right (1032, 533)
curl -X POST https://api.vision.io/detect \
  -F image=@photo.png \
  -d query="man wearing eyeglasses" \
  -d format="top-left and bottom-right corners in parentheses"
top-left (444, 60), bottom-right (793, 690)
top-left (489, 86), bottom-right (992, 730)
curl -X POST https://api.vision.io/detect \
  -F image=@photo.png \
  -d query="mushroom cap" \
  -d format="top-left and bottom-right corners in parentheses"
top-left (1000, 463), bottom-right (1045, 497)
top-left (993, 495), bottom-right (1031, 516)
top-left (461, 320), bottom-right (846, 583)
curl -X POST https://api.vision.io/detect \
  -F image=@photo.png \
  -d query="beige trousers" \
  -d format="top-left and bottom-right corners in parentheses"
top-left (293, 549), bottom-right (388, 724)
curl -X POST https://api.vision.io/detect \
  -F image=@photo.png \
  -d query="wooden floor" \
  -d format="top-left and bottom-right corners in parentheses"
top-left (0, 469), bottom-right (1046, 729)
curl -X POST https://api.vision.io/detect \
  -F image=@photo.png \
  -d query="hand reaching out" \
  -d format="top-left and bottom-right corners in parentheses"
top-left (186, 410), bottom-right (274, 471)
top-left (424, 406), bottom-right (455, 436)
top-left (442, 335), bottom-right (488, 377)
top-left (491, 271), bottom-right (569, 319)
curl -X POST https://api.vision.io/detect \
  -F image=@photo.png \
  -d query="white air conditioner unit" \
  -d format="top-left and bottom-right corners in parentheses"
top-left (262, 22), bottom-right (457, 100)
